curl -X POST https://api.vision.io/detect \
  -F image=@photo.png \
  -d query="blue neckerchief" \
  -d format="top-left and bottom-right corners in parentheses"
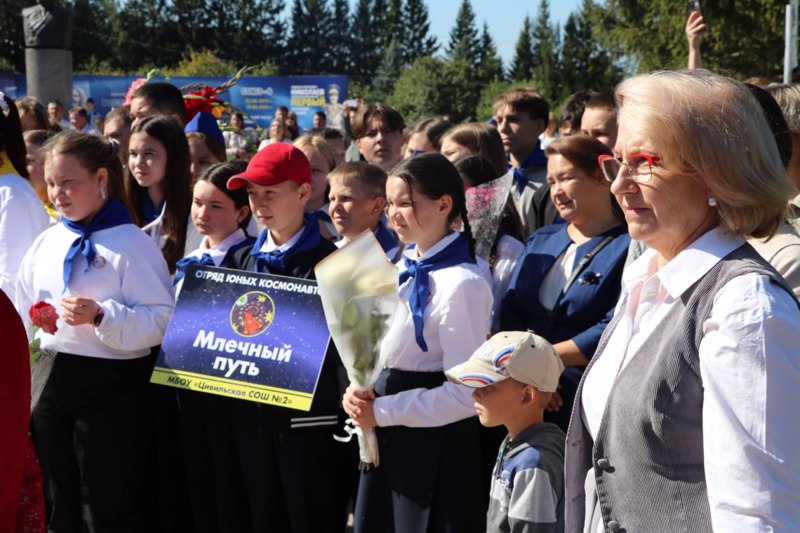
top-left (399, 233), bottom-right (475, 352)
top-left (250, 216), bottom-right (321, 273)
top-left (143, 196), bottom-right (165, 224)
top-left (510, 141), bottom-right (548, 194)
top-left (61, 199), bottom-right (132, 292)
top-left (173, 253), bottom-right (215, 285)
top-left (374, 222), bottom-right (398, 256)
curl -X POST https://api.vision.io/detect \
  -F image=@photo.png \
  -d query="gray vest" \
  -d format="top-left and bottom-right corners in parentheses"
top-left (565, 244), bottom-right (796, 533)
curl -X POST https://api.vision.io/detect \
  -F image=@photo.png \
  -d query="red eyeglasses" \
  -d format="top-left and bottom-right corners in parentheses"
top-left (598, 153), bottom-right (662, 184)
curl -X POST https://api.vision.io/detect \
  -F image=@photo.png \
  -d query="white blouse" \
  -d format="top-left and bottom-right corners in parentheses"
top-left (373, 231), bottom-right (494, 428)
top-left (581, 228), bottom-right (800, 532)
top-left (16, 223), bottom-right (174, 360)
top-left (0, 172), bottom-right (50, 304)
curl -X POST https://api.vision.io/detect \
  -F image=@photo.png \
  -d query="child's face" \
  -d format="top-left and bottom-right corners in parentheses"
top-left (45, 153), bottom-right (108, 224)
top-left (191, 180), bottom-right (246, 247)
top-left (386, 175), bottom-right (451, 253)
top-left (300, 145), bottom-right (330, 211)
top-left (246, 180), bottom-right (309, 238)
top-left (128, 132), bottom-right (167, 191)
top-left (328, 174), bottom-right (384, 239)
top-left (188, 136), bottom-right (223, 181)
top-left (471, 379), bottom-right (528, 428)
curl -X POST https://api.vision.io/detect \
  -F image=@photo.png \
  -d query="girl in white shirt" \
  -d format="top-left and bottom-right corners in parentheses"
top-left (126, 115), bottom-right (192, 274)
top-left (343, 152), bottom-right (493, 533)
top-left (17, 131), bottom-right (174, 532)
top-left (0, 92), bottom-right (49, 303)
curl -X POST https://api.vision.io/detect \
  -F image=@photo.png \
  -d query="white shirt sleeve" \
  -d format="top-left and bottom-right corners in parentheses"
top-left (93, 237), bottom-right (175, 352)
top-left (701, 272), bottom-right (800, 532)
top-left (373, 274), bottom-right (493, 427)
top-left (0, 181), bottom-right (49, 303)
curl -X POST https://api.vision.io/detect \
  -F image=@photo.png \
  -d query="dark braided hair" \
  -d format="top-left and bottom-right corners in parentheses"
top-left (389, 152), bottom-right (476, 259)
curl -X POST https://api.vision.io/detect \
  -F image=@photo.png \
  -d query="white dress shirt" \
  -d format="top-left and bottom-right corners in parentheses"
top-left (582, 227), bottom-right (800, 533)
top-left (490, 234), bottom-right (524, 331)
top-left (175, 228), bottom-right (249, 295)
top-left (373, 231), bottom-right (494, 428)
top-left (0, 171), bottom-right (50, 304)
top-left (16, 223), bottom-right (174, 360)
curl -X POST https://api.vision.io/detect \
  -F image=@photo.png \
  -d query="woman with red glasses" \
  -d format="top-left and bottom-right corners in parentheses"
top-left (498, 133), bottom-right (630, 433)
top-left (565, 70), bottom-right (800, 533)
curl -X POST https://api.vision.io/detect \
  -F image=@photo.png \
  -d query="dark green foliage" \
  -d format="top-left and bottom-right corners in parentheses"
top-left (592, 0), bottom-right (787, 80)
top-left (403, 0), bottom-right (439, 63)
top-left (509, 17), bottom-right (535, 82)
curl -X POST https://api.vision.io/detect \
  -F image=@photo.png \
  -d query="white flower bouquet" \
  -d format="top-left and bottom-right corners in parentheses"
top-left (315, 230), bottom-right (399, 466)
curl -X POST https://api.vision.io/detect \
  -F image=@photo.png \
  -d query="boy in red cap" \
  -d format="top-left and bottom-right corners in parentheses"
top-left (227, 143), bottom-right (346, 532)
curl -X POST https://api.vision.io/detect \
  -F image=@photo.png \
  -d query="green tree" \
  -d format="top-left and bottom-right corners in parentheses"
top-left (371, 38), bottom-right (405, 101)
top-left (383, 0), bottom-right (405, 53)
top-left (590, 0), bottom-right (786, 78)
top-left (560, 1), bottom-right (622, 99)
top-left (117, 0), bottom-right (180, 71)
top-left (403, 0), bottom-right (438, 63)
top-left (447, 0), bottom-right (480, 68)
top-left (350, 0), bottom-right (382, 81)
top-left (168, 49), bottom-right (240, 76)
top-left (477, 22), bottom-right (504, 85)
top-left (509, 16), bottom-right (534, 82)
top-left (389, 56), bottom-right (477, 122)
top-left (531, 0), bottom-right (559, 103)
top-left (285, 0), bottom-right (334, 74)
top-left (0, 0), bottom-right (27, 72)
top-left (329, 0), bottom-right (352, 74)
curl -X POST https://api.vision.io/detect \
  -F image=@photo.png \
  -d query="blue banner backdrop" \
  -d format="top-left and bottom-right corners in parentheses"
top-left (1, 74), bottom-right (347, 131)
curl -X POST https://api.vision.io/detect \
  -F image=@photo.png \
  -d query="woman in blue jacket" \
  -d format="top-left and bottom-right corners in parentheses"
top-left (499, 134), bottom-right (629, 431)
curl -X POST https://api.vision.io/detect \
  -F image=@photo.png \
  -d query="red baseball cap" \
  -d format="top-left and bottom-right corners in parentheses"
top-left (227, 143), bottom-right (311, 190)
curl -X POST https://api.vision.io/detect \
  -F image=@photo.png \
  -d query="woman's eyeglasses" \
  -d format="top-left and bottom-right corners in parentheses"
top-left (598, 153), bottom-right (662, 184)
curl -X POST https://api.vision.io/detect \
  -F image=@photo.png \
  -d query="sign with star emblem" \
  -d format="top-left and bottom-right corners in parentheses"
top-left (151, 264), bottom-right (330, 411)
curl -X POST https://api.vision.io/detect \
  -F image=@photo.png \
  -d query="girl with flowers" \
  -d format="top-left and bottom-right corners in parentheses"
top-left (15, 131), bottom-right (174, 532)
top-left (343, 153), bottom-right (493, 533)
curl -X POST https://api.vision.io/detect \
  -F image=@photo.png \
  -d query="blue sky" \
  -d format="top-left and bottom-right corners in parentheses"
top-left (427, 1), bottom-right (584, 65)
top-left (281, 1), bottom-right (584, 67)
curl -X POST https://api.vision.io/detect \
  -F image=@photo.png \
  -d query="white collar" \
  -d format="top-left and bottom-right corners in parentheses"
top-left (188, 228), bottom-right (247, 264)
top-left (260, 225), bottom-right (304, 253)
top-left (402, 231), bottom-right (460, 262)
top-left (625, 227), bottom-right (745, 299)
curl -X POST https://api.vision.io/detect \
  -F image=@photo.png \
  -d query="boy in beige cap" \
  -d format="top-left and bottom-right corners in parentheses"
top-left (447, 330), bottom-right (566, 533)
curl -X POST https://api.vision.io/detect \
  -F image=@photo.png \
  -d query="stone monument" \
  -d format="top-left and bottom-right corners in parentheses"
top-left (22, 2), bottom-right (73, 109)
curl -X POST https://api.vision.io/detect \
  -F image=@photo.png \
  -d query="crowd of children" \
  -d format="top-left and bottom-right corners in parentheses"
top-left (5, 40), bottom-right (800, 530)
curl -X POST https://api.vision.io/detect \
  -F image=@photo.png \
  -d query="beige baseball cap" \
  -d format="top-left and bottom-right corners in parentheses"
top-left (446, 331), bottom-right (564, 392)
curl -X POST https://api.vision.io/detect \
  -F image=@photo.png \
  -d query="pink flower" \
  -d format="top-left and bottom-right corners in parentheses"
top-left (123, 78), bottom-right (148, 106)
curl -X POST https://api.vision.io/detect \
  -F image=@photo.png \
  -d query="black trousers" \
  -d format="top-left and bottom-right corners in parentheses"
top-left (235, 408), bottom-right (346, 533)
top-left (353, 369), bottom-right (487, 533)
top-left (179, 390), bottom-right (251, 533)
top-left (31, 353), bottom-right (156, 533)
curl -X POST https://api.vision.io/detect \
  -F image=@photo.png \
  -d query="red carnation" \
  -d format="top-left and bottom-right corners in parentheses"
top-left (29, 301), bottom-right (59, 335)
top-left (184, 86), bottom-right (224, 123)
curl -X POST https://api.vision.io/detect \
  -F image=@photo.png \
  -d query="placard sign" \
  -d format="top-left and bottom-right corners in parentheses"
top-left (151, 265), bottom-right (330, 411)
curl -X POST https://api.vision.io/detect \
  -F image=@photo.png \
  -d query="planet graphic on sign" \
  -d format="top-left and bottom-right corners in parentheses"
top-left (230, 291), bottom-right (275, 337)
